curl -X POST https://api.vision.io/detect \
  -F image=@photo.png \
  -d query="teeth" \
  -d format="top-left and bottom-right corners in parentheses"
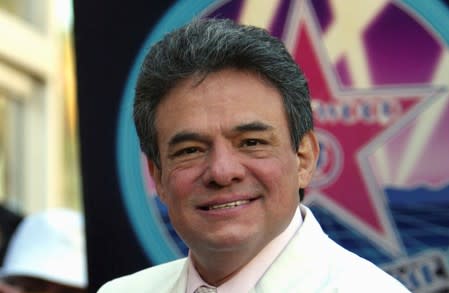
top-left (208, 200), bottom-right (250, 210)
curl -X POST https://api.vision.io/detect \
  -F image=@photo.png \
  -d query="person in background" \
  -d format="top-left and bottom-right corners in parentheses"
top-left (0, 205), bottom-right (22, 265)
top-left (0, 208), bottom-right (87, 293)
top-left (99, 18), bottom-right (410, 292)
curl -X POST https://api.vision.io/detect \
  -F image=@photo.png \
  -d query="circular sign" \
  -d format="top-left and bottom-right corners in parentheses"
top-left (117, 0), bottom-right (449, 266)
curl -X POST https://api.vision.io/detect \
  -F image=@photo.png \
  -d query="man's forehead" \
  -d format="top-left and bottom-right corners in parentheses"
top-left (153, 67), bottom-right (287, 139)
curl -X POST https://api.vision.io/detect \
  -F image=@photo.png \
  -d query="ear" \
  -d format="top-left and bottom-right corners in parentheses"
top-left (296, 131), bottom-right (320, 189)
top-left (147, 159), bottom-right (168, 204)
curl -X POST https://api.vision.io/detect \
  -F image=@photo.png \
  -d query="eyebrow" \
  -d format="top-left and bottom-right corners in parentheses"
top-left (233, 121), bottom-right (273, 133)
top-left (168, 132), bottom-right (208, 147)
top-left (167, 121), bottom-right (274, 147)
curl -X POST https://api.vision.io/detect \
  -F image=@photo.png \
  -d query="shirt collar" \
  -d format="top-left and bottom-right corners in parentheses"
top-left (186, 206), bottom-right (303, 293)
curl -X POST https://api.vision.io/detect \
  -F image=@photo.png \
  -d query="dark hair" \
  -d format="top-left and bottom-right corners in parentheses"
top-left (134, 18), bottom-right (313, 199)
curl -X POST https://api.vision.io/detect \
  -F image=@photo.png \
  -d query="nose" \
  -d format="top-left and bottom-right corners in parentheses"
top-left (202, 140), bottom-right (245, 188)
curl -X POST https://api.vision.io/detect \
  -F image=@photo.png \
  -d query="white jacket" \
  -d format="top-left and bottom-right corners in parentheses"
top-left (98, 206), bottom-right (411, 292)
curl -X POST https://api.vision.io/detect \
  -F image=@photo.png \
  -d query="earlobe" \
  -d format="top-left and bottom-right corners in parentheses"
top-left (297, 131), bottom-right (320, 189)
top-left (147, 159), bottom-right (167, 204)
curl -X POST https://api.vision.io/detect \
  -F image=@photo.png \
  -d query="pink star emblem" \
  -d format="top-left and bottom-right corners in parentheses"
top-left (283, 1), bottom-right (439, 257)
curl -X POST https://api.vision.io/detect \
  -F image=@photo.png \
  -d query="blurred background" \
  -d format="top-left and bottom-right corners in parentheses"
top-left (0, 0), bottom-right (81, 256)
top-left (0, 1), bottom-right (86, 292)
top-left (0, 0), bottom-right (80, 213)
top-left (1, 0), bottom-right (449, 292)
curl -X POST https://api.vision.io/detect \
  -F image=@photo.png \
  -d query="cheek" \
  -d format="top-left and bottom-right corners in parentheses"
top-left (163, 166), bottom-right (202, 201)
top-left (255, 161), bottom-right (283, 187)
top-left (249, 156), bottom-right (300, 201)
top-left (252, 158), bottom-right (296, 188)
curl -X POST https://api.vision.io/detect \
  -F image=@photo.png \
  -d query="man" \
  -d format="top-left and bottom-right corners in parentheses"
top-left (0, 209), bottom-right (87, 293)
top-left (99, 18), bottom-right (410, 292)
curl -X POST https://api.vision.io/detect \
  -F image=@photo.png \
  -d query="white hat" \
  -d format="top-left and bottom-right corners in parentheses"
top-left (1, 208), bottom-right (87, 288)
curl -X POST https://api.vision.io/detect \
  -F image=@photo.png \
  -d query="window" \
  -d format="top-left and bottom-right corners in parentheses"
top-left (0, 0), bottom-right (81, 214)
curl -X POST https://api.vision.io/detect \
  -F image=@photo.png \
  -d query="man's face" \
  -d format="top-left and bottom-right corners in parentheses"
top-left (150, 68), bottom-right (316, 258)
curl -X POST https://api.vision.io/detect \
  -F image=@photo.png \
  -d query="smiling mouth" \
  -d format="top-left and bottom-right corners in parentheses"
top-left (203, 199), bottom-right (251, 211)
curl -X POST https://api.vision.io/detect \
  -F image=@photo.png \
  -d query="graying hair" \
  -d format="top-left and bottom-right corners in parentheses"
top-left (134, 18), bottom-right (313, 170)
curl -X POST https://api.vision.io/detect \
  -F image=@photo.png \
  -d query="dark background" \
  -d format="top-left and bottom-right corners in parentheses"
top-left (73, 1), bottom-right (174, 291)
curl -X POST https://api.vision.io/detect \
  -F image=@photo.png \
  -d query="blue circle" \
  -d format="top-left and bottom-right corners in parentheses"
top-left (116, 0), bottom-right (449, 264)
top-left (116, 0), bottom-right (216, 264)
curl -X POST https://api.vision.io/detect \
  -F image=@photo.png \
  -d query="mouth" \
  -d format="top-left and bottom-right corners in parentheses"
top-left (207, 200), bottom-right (250, 210)
top-left (199, 197), bottom-right (258, 211)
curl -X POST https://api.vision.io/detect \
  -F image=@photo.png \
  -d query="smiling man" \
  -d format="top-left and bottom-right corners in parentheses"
top-left (98, 18), bottom-right (410, 292)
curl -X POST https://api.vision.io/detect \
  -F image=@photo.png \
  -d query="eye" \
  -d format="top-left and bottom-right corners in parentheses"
top-left (241, 138), bottom-right (266, 147)
top-left (173, 147), bottom-right (199, 156)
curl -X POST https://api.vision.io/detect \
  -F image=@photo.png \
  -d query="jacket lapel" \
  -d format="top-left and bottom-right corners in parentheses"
top-left (166, 259), bottom-right (189, 293)
top-left (254, 205), bottom-right (334, 292)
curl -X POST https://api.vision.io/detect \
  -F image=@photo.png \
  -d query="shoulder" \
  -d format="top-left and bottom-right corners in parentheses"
top-left (294, 206), bottom-right (411, 291)
top-left (329, 246), bottom-right (411, 291)
top-left (97, 258), bottom-right (187, 292)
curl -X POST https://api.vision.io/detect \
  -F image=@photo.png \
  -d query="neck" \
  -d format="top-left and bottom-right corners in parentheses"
top-left (191, 248), bottom-right (257, 286)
